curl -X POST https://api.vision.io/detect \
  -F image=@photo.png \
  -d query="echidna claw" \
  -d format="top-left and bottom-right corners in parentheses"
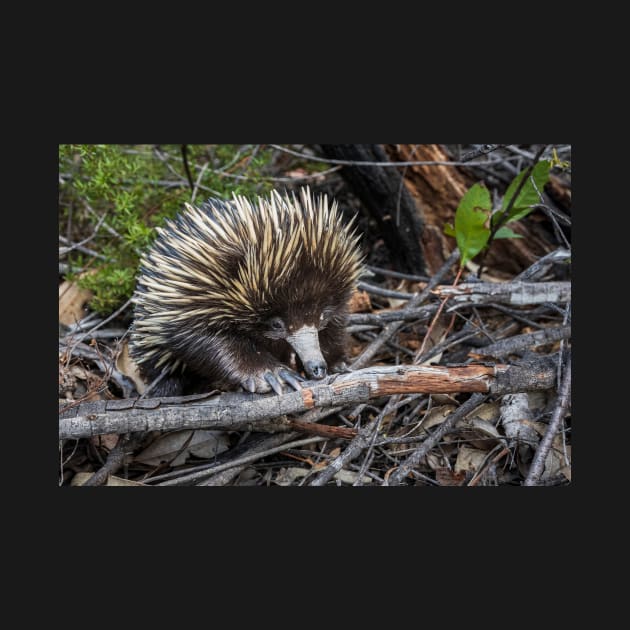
top-left (264, 372), bottom-right (284, 395)
top-left (279, 368), bottom-right (303, 391)
top-left (242, 377), bottom-right (257, 393)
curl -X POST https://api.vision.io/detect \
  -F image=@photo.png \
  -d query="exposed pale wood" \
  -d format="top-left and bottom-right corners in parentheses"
top-left (433, 280), bottom-right (571, 305)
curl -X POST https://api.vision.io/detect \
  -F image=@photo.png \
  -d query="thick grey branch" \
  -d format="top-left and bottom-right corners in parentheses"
top-left (59, 359), bottom-right (558, 440)
top-left (439, 281), bottom-right (571, 306)
top-left (473, 325), bottom-right (571, 358)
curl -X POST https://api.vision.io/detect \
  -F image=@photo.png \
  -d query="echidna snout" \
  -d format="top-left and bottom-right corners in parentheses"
top-left (285, 325), bottom-right (328, 380)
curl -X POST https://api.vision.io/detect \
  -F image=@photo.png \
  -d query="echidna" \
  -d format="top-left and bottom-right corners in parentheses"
top-left (130, 186), bottom-right (364, 396)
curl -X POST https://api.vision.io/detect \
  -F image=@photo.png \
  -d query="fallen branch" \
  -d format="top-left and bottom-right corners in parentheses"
top-left (354, 280), bottom-right (570, 308)
top-left (436, 281), bottom-right (570, 305)
top-left (59, 358), bottom-right (557, 440)
top-left (524, 355), bottom-right (571, 486)
top-left (470, 325), bottom-right (571, 359)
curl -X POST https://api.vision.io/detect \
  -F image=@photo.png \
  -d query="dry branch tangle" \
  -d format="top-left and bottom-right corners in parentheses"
top-left (59, 360), bottom-right (557, 440)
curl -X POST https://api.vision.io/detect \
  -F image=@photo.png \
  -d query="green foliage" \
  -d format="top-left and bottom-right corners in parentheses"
top-left (494, 226), bottom-right (523, 240)
top-left (59, 144), bottom-right (276, 314)
top-left (495, 160), bottom-right (551, 225)
top-left (445, 159), bottom-right (552, 268)
top-left (451, 183), bottom-right (491, 268)
top-left (74, 265), bottom-right (137, 314)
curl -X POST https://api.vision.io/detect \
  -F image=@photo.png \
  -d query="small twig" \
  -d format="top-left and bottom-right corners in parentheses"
top-left (209, 164), bottom-right (344, 184)
top-left (59, 439), bottom-right (80, 485)
top-left (82, 433), bottom-right (145, 486)
top-left (61, 328), bottom-right (129, 341)
top-left (460, 144), bottom-right (509, 162)
top-left (413, 328), bottom-right (480, 364)
top-left (151, 146), bottom-right (192, 188)
top-left (142, 431), bottom-right (303, 484)
top-left (366, 265), bottom-right (429, 282)
top-left (348, 305), bottom-right (436, 326)
top-left (385, 392), bottom-right (487, 485)
top-left (151, 146), bottom-right (343, 184)
top-left (139, 368), bottom-right (170, 399)
top-left (467, 446), bottom-right (510, 486)
top-left (270, 145), bottom-right (521, 168)
top-left (199, 432), bottom-right (300, 486)
top-left (58, 339), bottom-right (135, 400)
top-left (464, 303), bottom-right (555, 330)
top-left (308, 416), bottom-right (381, 486)
top-left (524, 354), bottom-right (571, 486)
top-left (358, 281), bottom-right (422, 301)
top-left (59, 212), bottom-right (108, 259)
top-left (157, 436), bottom-right (325, 486)
top-left (504, 145), bottom-right (537, 160)
top-left (58, 241), bottom-right (107, 260)
top-left (414, 265), bottom-right (463, 360)
top-left (285, 419), bottom-right (356, 440)
top-left (470, 325), bottom-right (571, 359)
top-left (181, 144), bottom-right (194, 191)
top-left (351, 250), bottom-right (459, 370)
top-left (84, 202), bottom-right (125, 240)
top-left (477, 144), bottom-right (548, 278)
top-left (64, 298), bottom-right (132, 350)
top-left (190, 161), bottom-right (209, 205)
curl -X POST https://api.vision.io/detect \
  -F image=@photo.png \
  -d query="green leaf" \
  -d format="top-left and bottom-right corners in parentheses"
top-left (444, 222), bottom-right (455, 237)
top-left (501, 160), bottom-right (551, 223)
top-left (454, 183), bottom-right (491, 267)
top-left (494, 226), bottom-right (523, 239)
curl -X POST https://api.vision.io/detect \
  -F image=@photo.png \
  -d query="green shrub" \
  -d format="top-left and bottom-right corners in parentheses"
top-left (59, 144), bottom-right (275, 314)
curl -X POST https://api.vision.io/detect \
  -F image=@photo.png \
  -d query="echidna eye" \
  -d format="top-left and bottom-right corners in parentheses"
top-left (268, 317), bottom-right (285, 331)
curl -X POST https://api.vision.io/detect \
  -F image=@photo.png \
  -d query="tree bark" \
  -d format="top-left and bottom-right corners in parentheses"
top-left (318, 144), bottom-right (426, 274)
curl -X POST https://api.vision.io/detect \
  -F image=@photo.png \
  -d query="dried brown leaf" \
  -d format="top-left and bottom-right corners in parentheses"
top-left (116, 341), bottom-right (146, 394)
top-left (349, 289), bottom-right (371, 313)
top-left (89, 433), bottom-right (119, 450)
top-left (59, 279), bottom-right (93, 326)
top-left (135, 430), bottom-right (230, 467)
top-left (454, 445), bottom-right (488, 474)
top-left (435, 467), bottom-right (466, 486)
top-left (421, 405), bottom-right (456, 431)
top-left (71, 473), bottom-right (146, 486)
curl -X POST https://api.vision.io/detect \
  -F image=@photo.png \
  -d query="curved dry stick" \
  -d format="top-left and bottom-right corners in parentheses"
top-left (385, 392), bottom-right (488, 485)
top-left (524, 356), bottom-right (571, 486)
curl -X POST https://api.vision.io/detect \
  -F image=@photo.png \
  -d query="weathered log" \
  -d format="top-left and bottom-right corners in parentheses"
top-left (59, 359), bottom-right (557, 440)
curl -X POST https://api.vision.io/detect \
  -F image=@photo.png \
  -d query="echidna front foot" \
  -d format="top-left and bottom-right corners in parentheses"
top-left (239, 366), bottom-right (304, 395)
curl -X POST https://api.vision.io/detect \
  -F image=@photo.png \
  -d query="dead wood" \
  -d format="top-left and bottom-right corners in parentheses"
top-left (318, 144), bottom-right (427, 274)
top-left (470, 325), bottom-right (571, 359)
top-left (59, 359), bottom-right (557, 441)
top-left (432, 281), bottom-right (570, 305)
